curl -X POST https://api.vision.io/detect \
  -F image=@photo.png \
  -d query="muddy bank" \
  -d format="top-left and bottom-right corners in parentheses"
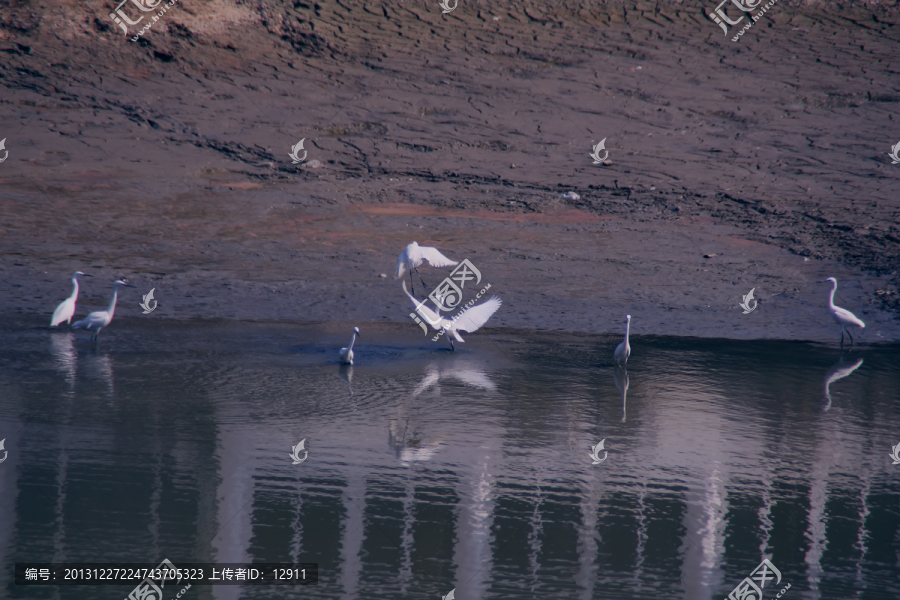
top-left (0, 0), bottom-right (898, 342)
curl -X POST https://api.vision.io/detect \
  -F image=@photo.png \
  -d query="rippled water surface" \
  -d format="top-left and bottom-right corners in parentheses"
top-left (1, 319), bottom-right (899, 600)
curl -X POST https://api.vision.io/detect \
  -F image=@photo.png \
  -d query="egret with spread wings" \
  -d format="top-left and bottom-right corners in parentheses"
top-left (396, 241), bottom-right (458, 296)
top-left (403, 280), bottom-right (501, 350)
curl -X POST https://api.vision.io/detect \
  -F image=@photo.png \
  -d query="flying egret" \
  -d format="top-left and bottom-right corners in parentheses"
top-left (614, 314), bottom-right (631, 366)
top-left (820, 277), bottom-right (865, 348)
top-left (395, 241), bottom-right (458, 296)
top-left (71, 279), bottom-right (135, 341)
top-left (340, 327), bottom-right (360, 364)
top-left (50, 271), bottom-right (92, 327)
top-left (402, 280), bottom-right (501, 350)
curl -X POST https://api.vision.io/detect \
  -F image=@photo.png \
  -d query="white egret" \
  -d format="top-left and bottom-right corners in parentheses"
top-left (820, 277), bottom-right (865, 348)
top-left (614, 314), bottom-right (631, 366)
top-left (71, 279), bottom-right (135, 341)
top-left (396, 241), bottom-right (458, 296)
top-left (340, 327), bottom-right (360, 364)
top-left (402, 280), bottom-right (501, 350)
top-left (50, 271), bottom-right (92, 327)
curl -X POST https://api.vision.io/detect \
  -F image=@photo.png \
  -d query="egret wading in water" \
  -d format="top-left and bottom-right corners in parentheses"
top-left (396, 241), bottom-right (458, 296)
top-left (402, 280), bottom-right (501, 351)
top-left (72, 279), bottom-right (135, 341)
top-left (820, 277), bottom-right (865, 348)
top-left (340, 327), bottom-right (360, 365)
top-left (614, 314), bottom-right (631, 366)
top-left (50, 271), bottom-right (93, 327)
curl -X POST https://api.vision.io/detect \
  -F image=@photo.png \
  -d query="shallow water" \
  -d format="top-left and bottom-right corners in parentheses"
top-left (1, 319), bottom-right (899, 600)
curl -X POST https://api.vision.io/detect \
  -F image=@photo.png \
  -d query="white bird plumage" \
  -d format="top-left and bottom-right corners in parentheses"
top-left (614, 314), bottom-right (631, 366)
top-left (403, 280), bottom-right (501, 350)
top-left (71, 278), bottom-right (135, 341)
top-left (395, 241), bottom-right (458, 296)
top-left (821, 277), bottom-right (865, 348)
top-left (340, 327), bottom-right (360, 364)
top-left (50, 271), bottom-right (92, 327)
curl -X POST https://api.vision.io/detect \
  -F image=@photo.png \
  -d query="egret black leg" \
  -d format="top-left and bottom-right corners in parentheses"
top-left (847, 328), bottom-right (854, 347)
top-left (449, 337), bottom-right (455, 352)
top-left (409, 271), bottom-right (415, 297)
top-left (415, 267), bottom-right (428, 292)
top-left (839, 327), bottom-right (844, 348)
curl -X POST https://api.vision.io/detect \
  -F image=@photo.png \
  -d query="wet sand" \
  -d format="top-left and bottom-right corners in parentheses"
top-left (0, 0), bottom-right (898, 342)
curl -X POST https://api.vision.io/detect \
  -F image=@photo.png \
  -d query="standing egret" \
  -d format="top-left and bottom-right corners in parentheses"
top-left (50, 271), bottom-right (92, 327)
top-left (614, 314), bottom-right (631, 366)
top-left (402, 280), bottom-right (501, 350)
top-left (396, 241), bottom-right (458, 296)
top-left (820, 277), bottom-right (865, 348)
top-left (72, 279), bottom-right (135, 341)
top-left (340, 327), bottom-right (360, 365)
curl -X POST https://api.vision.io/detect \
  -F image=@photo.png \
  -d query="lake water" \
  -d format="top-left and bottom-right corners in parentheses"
top-left (1, 319), bottom-right (899, 600)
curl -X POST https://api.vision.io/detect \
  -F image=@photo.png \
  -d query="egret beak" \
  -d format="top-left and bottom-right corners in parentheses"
top-left (83, 273), bottom-right (94, 277)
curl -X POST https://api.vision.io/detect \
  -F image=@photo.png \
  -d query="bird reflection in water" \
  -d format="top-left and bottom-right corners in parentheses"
top-left (614, 365), bottom-right (629, 422)
top-left (49, 332), bottom-right (77, 394)
top-left (390, 359), bottom-right (496, 466)
top-left (84, 349), bottom-right (115, 402)
top-left (338, 364), bottom-right (354, 397)
top-left (823, 355), bottom-right (863, 411)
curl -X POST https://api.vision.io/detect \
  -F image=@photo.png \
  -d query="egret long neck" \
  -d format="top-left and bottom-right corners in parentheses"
top-left (69, 277), bottom-right (79, 300)
top-left (348, 333), bottom-right (357, 350)
top-left (828, 281), bottom-right (837, 308)
top-left (106, 287), bottom-right (120, 318)
top-left (625, 319), bottom-right (630, 343)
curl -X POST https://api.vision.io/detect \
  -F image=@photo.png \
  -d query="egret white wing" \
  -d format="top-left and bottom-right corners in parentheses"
top-left (833, 306), bottom-right (865, 328)
top-left (417, 246), bottom-right (458, 268)
top-left (453, 296), bottom-right (502, 333)
top-left (73, 311), bottom-right (108, 330)
top-left (51, 299), bottom-right (73, 327)
top-left (402, 281), bottom-right (446, 330)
